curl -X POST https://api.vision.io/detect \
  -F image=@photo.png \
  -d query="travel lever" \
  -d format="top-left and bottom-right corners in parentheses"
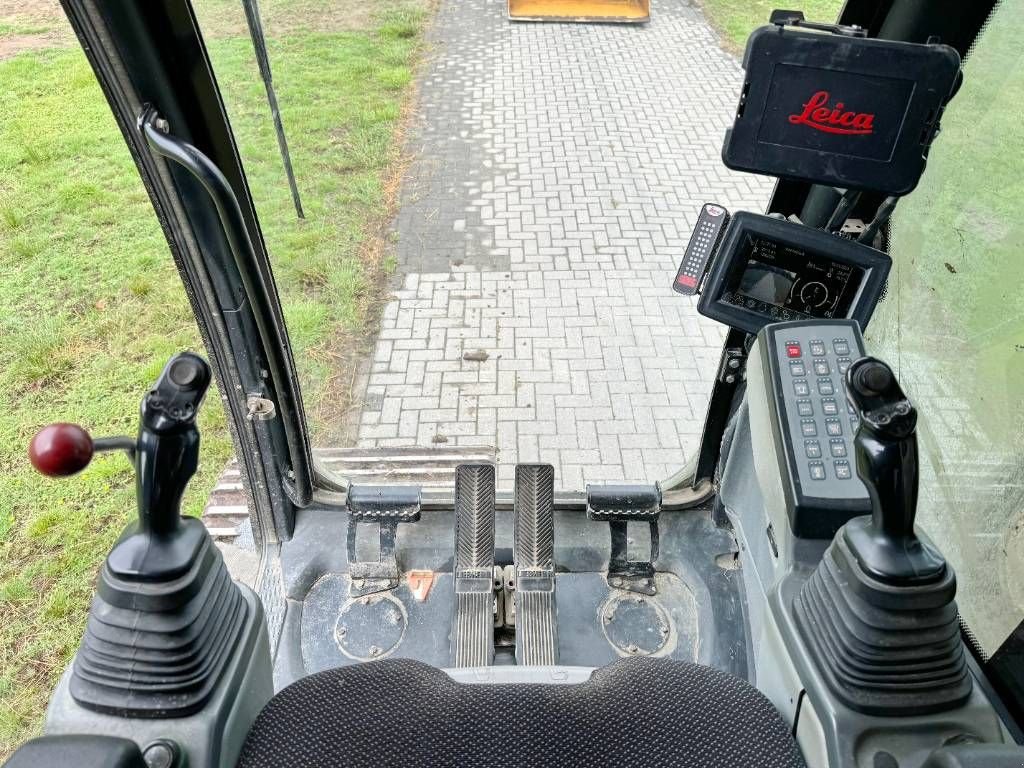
top-left (844, 357), bottom-right (945, 583)
top-left (29, 352), bottom-right (212, 580)
top-left (26, 353), bottom-right (250, 718)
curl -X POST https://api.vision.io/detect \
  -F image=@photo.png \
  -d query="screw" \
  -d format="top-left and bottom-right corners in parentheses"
top-left (611, 578), bottom-right (623, 588)
top-left (659, 626), bottom-right (669, 636)
top-left (338, 626), bottom-right (347, 637)
top-left (627, 644), bottom-right (639, 654)
top-left (361, 596), bottom-right (371, 605)
top-left (142, 741), bottom-right (177, 768)
top-left (153, 117), bottom-right (170, 134)
top-left (603, 610), bottom-right (615, 622)
top-left (369, 645), bottom-right (381, 657)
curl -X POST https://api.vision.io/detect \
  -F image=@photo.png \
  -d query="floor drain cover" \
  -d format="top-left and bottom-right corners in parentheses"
top-left (335, 593), bottom-right (407, 661)
top-left (600, 591), bottom-right (672, 656)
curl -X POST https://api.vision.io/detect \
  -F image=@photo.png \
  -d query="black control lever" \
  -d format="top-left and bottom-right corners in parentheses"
top-left (29, 353), bottom-right (212, 581)
top-left (844, 357), bottom-right (945, 583)
top-left (133, 353), bottom-right (211, 535)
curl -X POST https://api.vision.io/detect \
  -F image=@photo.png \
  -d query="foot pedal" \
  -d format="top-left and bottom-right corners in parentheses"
top-left (346, 485), bottom-right (421, 597)
top-left (451, 464), bottom-right (496, 667)
top-left (586, 484), bottom-right (661, 596)
top-left (513, 464), bottom-right (558, 665)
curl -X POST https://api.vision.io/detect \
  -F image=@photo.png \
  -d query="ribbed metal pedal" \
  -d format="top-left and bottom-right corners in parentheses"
top-left (451, 464), bottom-right (496, 667)
top-left (513, 464), bottom-right (558, 666)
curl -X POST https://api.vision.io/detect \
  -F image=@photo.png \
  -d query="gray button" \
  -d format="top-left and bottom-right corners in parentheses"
top-left (837, 358), bottom-right (852, 374)
top-left (790, 362), bottom-right (806, 377)
top-left (797, 399), bottom-right (814, 417)
top-left (805, 440), bottom-right (822, 458)
top-left (821, 398), bottom-right (839, 416)
top-left (813, 360), bottom-right (831, 376)
top-left (801, 420), bottom-right (817, 437)
top-left (817, 379), bottom-right (834, 396)
top-left (834, 461), bottom-right (852, 480)
top-left (829, 439), bottom-right (847, 458)
top-left (809, 462), bottom-right (826, 481)
top-left (793, 380), bottom-right (810, 397)
top-left (810, 340), bottom-right (827, 357)
top-left (825, 419), bottom-right (843, 436)
top-left (833, 340), bottom-right (851, 356)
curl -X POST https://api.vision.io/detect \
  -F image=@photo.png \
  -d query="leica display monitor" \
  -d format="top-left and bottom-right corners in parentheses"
top-left (723, 26), bottom-right (961, 195)
top-left (698, 212), bottom-right (891, 334)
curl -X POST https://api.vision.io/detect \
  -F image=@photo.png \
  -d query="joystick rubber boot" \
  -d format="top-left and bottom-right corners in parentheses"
top-left (793, 357), bottom-right (971, 716)
top-left (68, 354), bottom-right (251, 718)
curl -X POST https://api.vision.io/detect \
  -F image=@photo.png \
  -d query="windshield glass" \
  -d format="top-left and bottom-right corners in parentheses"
top-left (866, 0), bottom-right (1024, 654)
top-left (191, 0), bottom-right (773, 493)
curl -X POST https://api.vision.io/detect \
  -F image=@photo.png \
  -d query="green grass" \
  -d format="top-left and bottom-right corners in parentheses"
top-left (0, 4), bottom-right (428, 755)
top-left (699, 0), bottom-right (843, 50)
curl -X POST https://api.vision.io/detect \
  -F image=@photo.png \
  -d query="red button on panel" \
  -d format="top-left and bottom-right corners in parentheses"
top-left (786, 343), bottom-right (802, 358)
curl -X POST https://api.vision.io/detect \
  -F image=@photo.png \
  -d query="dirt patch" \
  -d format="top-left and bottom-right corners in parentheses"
top-left (196, 0), bottom-right (387, 38)
top-left (0, 0), bottom-right (417, 60)
top-left (0, 0), bottom-right (72, 59)
top-left (0, 30), bottom-right (60, 58)
top-left (0, 0), bottom-right (66, 28)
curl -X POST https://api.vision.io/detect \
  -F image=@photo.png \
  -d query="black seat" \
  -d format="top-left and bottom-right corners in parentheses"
top-left (237, 657), bottom-right (806, 767)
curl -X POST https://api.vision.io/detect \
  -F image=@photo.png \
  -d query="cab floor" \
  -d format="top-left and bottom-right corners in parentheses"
top-left (265, 503), bottom-right (748, 687)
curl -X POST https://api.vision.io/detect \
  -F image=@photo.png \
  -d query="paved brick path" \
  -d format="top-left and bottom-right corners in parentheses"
top-left (356, 0), bottom-right (772, 488)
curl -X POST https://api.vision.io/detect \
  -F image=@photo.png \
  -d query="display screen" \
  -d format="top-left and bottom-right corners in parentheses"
top-left (721, 234), bottom-right (864, 322)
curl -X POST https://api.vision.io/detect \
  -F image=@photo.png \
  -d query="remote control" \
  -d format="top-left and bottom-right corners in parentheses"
top-left (673, 203), bottom-right (729, 295)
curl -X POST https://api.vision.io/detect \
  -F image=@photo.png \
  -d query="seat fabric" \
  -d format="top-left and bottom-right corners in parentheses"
top-left (237, 657), bottom-right (806, 768)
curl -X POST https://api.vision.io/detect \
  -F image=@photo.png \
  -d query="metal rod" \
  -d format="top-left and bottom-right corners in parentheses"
top-left (93, 436), bottom-right (137, 462)
top-left (826, 188), bottom-right (861, 232)
top-left (142, 110), bottom-right (313, 503)
top-left (859, 196), bottom-right (899, 244)
top-left (241, 0), bottom-right (305, 219)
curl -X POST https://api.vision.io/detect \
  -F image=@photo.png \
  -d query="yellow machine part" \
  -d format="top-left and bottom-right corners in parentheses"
top-left (508, 0), bottom-right (650, 23)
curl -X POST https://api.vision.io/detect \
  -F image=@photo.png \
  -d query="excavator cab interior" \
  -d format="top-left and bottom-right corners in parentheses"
top-left (5, 1), bottom-right (1024, 766)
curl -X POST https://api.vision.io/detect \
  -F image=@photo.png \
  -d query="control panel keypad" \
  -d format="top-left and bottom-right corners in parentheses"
top-left (773, 326), bottom-right (868, 499)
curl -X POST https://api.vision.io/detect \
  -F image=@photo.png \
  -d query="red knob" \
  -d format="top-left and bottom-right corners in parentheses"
top-left (29, 423), bottom-right (94, 477)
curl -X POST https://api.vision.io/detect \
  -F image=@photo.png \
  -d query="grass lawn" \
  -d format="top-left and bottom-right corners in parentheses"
top-left (699, 0), bottom-right (843, 50)
top-left (0, 0), bottom-right (429, 755)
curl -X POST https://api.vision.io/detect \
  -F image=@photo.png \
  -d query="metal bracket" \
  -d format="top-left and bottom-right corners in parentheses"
top-left (717, 347), bottom-right (746, 385)
top-left (586, 484), bottom-right (662, 596)
top-left (769, 10), bottom-right (866, 37)
top-left (346, 485), bottom-right (421, 597)
top-left (246, 395), bottom-right (276, 421)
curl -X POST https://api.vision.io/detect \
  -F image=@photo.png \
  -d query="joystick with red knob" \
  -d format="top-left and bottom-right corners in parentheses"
top-left (26, 352), bottom-right (252, 719)
top-left (27, 352), bottom-right (212, 579)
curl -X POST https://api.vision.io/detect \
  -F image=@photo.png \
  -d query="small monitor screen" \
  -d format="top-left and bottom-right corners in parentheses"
top-left (722, 233), bottom-right (865, 322)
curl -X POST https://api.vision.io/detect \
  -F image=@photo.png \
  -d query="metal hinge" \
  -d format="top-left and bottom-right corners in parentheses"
top-left (494, 565), bottom-right (516, 628)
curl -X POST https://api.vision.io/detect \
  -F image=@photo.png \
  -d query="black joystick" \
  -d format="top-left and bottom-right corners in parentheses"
top-left (108, 352), bottom-right (211, 580)
top-left (793, 356), bottom-right (971, 716)
top-left (29, 353), bottom-right (249, 718)
top-left (843, 357), bottom-right (945, 583)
